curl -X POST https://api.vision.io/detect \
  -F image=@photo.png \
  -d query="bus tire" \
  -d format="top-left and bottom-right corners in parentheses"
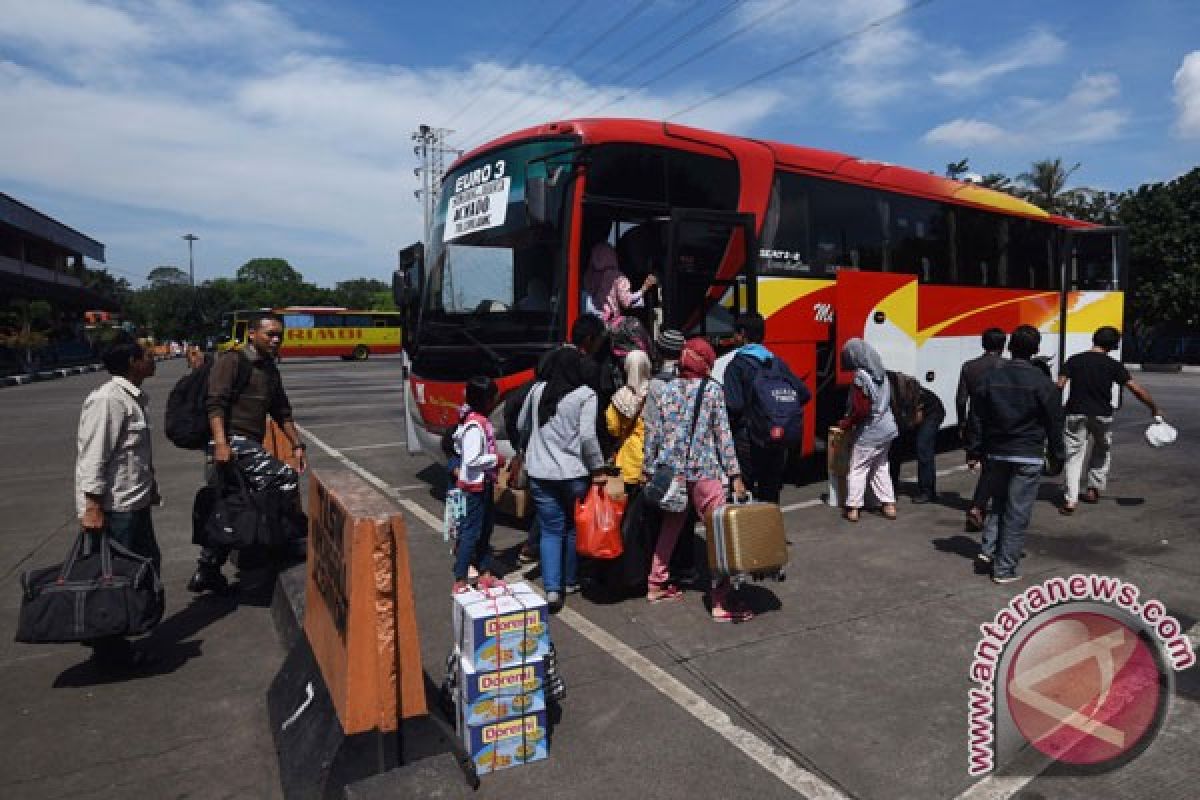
top-left (352, 345), bottom-right (369, 361)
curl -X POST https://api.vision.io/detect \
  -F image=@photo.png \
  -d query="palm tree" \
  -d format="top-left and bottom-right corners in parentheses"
top-left (1016, 158), bottom-right (1084, 214)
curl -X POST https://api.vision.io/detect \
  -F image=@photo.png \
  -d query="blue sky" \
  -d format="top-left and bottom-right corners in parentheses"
top-left (1, 0), bottom-right (1197, 289)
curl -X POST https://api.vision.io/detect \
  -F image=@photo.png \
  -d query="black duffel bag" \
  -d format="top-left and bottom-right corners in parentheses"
top-left (16, 530), bottom-right (164, 644)
top-left (193, 467), bottom-right (306, 550)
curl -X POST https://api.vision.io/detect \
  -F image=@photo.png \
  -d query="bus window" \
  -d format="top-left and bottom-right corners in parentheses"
top-left (1071, 231), bottom-right (1119, 290)
top-left (314, 314), bottom-right (344, 327)
top-left (283, 314), bottom-right (314, 329)
top-left (667, 150), bottom-right (738, 210)
top-left (885, 194), bottom-right (950, 282)
top-left (760, 173), bottom-right (814, 275)
top-left (343, 314), bottom-right (373, 328)
top-left (373, 315), bottom-right (400, 327)
top-left (1010, 220), bottom-right (1057, 289)
top-left (587, 145), bottom-right (667, 206)
top-left (807, 177), bottom-right (884, 273)
top-left (956, 208), bottom-right (1008, 287)
top-left (234, 320), bottom-right (247, 343)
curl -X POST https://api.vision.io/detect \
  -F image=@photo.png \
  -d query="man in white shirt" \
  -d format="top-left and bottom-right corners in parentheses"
top-left (75, 335), bottom-right (160, 668)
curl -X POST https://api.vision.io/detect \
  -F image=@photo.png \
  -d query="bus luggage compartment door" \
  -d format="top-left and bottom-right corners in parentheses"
top-left (834, 271), bottom-right (918, 384)
top-left (662, 209), bottom-right (758, 340)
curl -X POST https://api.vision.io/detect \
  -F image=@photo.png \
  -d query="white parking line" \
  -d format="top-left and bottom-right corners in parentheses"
top-left (781, 499), bottom-right (823, 513)
top-left (299, 422), bottom-right (847, 799)
top-left (296, 425), bottom-right (441, 531)
top-left (338, 441), bottom-right (407, 452)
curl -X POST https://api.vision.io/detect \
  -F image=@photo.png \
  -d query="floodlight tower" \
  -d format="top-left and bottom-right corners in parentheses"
top-left (411, 125), bottom-right (461, 245)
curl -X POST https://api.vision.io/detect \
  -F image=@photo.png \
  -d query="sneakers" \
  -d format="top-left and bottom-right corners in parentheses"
top-left (564, 583), bottom-right (580, 595)
top-left (186, 563), bottom-right (229, 594)
top-left (545, 591), bottom-right (563, 612)
top-left (992, 574), bottom-right (1021, 585)
top-left (977, 552), bottom-right (992, 564)
top-left (965, 509), bottom-right (984, 532)
top-left (517, 546), bottom-right (536, 565)
top-left (647, 584), bottom-right (684, 603)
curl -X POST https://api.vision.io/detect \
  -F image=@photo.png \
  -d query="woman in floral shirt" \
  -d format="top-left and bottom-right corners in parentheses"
top-left (643, 338), bottom-right (750, 622)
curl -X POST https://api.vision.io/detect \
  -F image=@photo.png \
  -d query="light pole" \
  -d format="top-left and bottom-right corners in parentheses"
top-left (182, 233), bottom-right (198, 287)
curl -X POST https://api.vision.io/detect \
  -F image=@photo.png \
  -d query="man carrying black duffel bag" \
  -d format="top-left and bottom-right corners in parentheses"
top-left (189, 313), bottom-right (307, 593)
top-left (73, 335), bottom-right (163, 669)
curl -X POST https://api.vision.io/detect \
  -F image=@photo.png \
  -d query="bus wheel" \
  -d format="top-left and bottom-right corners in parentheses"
top-left (352, 345), bottom-right (369, 361)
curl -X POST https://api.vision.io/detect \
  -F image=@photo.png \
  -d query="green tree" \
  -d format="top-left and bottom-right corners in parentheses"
top-left (979, 173), bottom-right (1013, 192)
top-left (1120, 168), bottom-right (1200, 357)
top-left (333, 278), bottom-right (391, 309)
top-left (945, 158), bottom-right (971, 181)
top-left (237, 258), bottom-right (303, 288)
top-left (147, 266), bottom-right (190, 288)
top-left (1016, 158), bottom-right (1085, 214)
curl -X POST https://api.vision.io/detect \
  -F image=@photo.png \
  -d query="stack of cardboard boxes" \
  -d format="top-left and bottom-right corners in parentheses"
top-left (452, 582), bottom-right (551, 775)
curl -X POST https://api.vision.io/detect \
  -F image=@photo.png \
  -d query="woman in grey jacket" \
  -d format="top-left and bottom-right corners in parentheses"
top-left (518, 341), bottom-right (606, 611)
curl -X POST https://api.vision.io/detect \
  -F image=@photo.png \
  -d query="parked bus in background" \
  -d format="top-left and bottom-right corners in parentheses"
top-left (219, 307), bottom-right (402, 360)
top-left (393, 118), bottom-right (1125, 459)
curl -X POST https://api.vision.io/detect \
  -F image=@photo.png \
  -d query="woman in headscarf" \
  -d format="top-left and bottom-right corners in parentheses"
top-left (606, 349), bottom-right (653, 497)
top-left (837, 338), bottom-right (899, 522)
top-left (642, 338), bottom-right (751, 622)
top-left (584, 242), bottom-right (657, 327)
top-left (517, 315), bottom-right (607, 611)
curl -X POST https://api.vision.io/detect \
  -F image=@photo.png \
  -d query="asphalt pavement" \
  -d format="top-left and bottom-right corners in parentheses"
top-left (2, 355), bottom-right (1197, 799)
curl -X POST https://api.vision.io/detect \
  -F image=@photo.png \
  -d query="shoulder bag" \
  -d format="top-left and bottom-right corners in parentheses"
top-left (644, 378), bottom-right (708, 513)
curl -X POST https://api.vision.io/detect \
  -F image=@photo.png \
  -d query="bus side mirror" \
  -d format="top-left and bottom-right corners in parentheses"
top-left (394, 242), bottom-right (424, 311)
top-left (526, 169), bottom-right (565, 227)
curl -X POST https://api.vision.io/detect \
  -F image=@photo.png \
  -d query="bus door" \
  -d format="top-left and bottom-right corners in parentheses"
top-left (662, 209), bottom-right (757, 343)
top-left (834, 271), bottom-right (919, 384)
top-left (1059, 226), bottom-right (1127, 401)
top-left (1060, 226), bottom-right (1126, 352)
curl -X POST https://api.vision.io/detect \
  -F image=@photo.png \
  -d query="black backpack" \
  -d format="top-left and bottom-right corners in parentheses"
top-left (745, 356), bottom-right (811, 449)
top-left (887, 371), bottom-right (922, 432)
top-left (165, 352), bottom-right (251, 450)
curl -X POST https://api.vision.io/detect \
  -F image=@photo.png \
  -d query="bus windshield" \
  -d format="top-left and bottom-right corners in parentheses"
top-left (419, 138), bottom-right (578, 348)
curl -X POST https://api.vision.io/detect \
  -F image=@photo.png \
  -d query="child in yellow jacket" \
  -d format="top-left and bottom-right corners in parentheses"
top-left (605, 350), bottom-right (652, 495)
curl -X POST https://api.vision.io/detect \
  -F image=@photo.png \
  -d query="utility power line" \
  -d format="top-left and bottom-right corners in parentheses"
top-left (666, 0), bottom-right (936, 119)
top-left (582, 0), bottom-right (790, 118)
top-left (441, 1), bottom-right (584, 129)
top-left (456, 0), bottom-right (656, 148)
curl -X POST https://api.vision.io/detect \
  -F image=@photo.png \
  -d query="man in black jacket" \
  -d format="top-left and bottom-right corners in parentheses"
top-left (957, 328), bottom-right (1006, 529)
top-left (964, 325), bottom-right (1064, 584)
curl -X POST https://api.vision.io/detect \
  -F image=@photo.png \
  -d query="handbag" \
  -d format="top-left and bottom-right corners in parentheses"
top-left (644, 378), bottom-right (709, 512)
top-left (575, 484), bottom-right (627, 559)
top-left (193, 467), bottom-right (297, 549)
top-left (16, 529), bottom-right (164, 643)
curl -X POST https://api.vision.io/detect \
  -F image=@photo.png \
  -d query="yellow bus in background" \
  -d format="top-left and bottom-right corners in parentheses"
top-left (219, 307), bottom-right (402, 360)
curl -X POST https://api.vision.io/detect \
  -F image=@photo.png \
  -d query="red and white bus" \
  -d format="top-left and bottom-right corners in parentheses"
top-left (395, 118), bottom-right (1125, 457)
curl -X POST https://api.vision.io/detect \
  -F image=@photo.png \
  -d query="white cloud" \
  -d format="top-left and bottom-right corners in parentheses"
top-left (1173, 50), bottom-right (1200, 138)
top-left (0, 1), bottom-right (783, 284)
top-left (922, 119), bottom-right (1008, 148)
top-left (921, 72), bottom-right (1128, 151)
top-left (933, 29), bottom-right (1067, 92)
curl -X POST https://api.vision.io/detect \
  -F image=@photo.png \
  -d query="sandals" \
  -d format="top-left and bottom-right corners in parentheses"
top-left (712, 599), bottom-right (755, 623)
top-left (1058, 503), bottom-right (1076, 515)
top-left (843, 508), bottom-right (860, 522)
top-left (1082, 488), bottom-right (1100, 504)
top-left (647, 584), bottom-right (684, 604)
top-left (881, 504), bottom-right (898, 520)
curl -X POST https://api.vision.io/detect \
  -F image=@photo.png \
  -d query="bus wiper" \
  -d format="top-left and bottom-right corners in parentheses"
top-left (425, 319), bottom-right (507, 373)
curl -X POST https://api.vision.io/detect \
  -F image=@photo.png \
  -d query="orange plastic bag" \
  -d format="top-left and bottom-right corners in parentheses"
top-left (574, 484), bottom-right (627, 559)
